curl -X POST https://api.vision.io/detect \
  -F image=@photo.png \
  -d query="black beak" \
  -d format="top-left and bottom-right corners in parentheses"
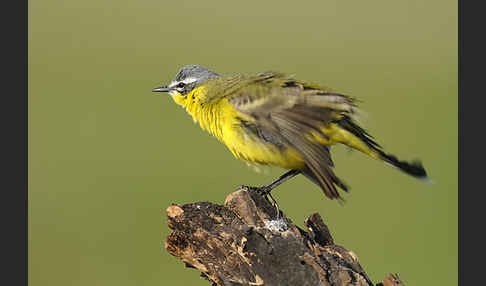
top-left (152, 85), bottom-right (170, 93)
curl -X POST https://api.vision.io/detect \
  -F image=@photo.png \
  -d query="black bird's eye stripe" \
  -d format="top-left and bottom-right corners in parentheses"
top-left (177, 82), bottom-right (185, 88)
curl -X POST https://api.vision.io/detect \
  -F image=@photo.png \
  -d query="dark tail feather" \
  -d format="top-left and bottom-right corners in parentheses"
top-left (335, 115), bottom-right (430, 182)
top-left (378, 151), bottom-right (429, 181)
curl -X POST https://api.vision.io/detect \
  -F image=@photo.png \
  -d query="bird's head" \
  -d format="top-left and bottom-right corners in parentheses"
top-left (152, 64), bottom-right (220, 106)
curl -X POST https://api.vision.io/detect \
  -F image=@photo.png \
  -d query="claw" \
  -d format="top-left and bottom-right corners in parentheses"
top-left (267, 193), bottom-right (281, 219)
top-left (239, 185), bottom-right (280, 218)
top-left (236, 170), bottom-right (300, 220)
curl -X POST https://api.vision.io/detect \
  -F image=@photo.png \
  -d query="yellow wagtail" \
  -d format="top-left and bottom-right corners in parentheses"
top-left (153, 64), bottom-right (428, 202)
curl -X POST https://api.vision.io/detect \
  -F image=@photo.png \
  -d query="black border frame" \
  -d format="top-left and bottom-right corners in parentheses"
top-left (458, 0), bottom-right (483, 285)
top-left (3, 1), bottom-right (28, 285)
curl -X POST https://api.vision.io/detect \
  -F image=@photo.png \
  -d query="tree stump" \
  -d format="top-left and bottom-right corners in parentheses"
top-left (165, 187), bottom-right (404, 286)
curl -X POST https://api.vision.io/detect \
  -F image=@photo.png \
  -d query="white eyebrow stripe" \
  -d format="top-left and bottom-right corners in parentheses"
top-left (182, 77), bottom-right (198, 84)
top-left (168, 77), bottom-right (198, 88)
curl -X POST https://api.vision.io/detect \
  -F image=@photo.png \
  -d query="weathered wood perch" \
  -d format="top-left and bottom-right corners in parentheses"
top-left (165, 187), bottom-right (404, 286)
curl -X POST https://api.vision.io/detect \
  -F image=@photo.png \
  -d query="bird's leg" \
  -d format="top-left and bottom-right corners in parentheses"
top-left (259, 169), bottom-right (301, 195)
top-left (240, 170), bottom-right (301, 217)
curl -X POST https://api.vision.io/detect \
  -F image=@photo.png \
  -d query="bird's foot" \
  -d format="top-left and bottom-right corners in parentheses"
top-left (238, 185), bottom-right (280, 219)
top-left (238, 185), bottom-right (270, 196)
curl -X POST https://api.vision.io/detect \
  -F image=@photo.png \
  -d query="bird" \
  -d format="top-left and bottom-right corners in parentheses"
top-left (152, 64), bottom-right (428, 202)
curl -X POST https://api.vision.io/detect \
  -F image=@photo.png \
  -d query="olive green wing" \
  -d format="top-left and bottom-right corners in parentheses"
top-left (226, 72), bottom-right (357, 200)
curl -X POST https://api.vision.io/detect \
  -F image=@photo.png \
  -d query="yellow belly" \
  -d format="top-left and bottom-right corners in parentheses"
top-left (188, 98), bottom-right (306, 169)
top-left (219, 115), bottom-right (378, 169)
top-left (221, 122), bottom-right (306, 169)
top-left (181, 91), bottom-right (377, 170)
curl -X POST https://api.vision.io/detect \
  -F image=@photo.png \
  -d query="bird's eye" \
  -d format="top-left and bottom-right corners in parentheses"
top-left (177, 82), bottom-right (185, 88)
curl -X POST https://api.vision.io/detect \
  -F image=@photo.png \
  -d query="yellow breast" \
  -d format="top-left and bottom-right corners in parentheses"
top-left (177, 88), bottom-right (306, 170)
top-left (218, 100), bottom-right (306, 169)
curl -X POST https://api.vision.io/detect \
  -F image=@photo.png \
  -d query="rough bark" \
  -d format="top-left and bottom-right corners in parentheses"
top-left (165, 187), bottom-right (404, 286)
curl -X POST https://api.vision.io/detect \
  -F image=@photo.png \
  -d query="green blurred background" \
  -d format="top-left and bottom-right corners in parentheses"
top-left (29, 0), bottom-right (457, 285)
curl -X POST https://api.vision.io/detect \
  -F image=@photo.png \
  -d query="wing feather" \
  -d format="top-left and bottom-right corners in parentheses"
top-left (227, 73), bottom-right (355, 199)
